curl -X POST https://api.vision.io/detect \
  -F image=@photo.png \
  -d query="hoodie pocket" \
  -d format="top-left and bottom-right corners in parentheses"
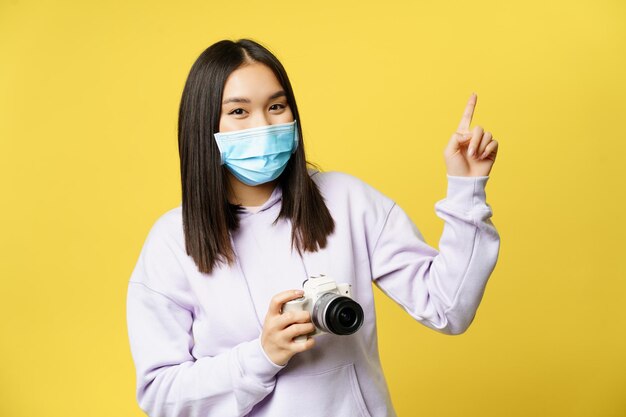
top-left (346, 363), bottom-right (373, 417)
top-left (268, 362), bottom-right (373, 417)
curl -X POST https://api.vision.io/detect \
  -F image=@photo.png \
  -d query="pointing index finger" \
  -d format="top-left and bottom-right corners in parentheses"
top-left (457, 93), bottom-right (477, 133)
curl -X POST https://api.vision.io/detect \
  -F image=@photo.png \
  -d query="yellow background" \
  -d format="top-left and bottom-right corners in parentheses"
top-left (1, 0), bottom-right (625, 416)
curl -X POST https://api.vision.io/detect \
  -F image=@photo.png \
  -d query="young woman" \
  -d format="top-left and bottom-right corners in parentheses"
top-left (126, 38), bottom-right (500, 417)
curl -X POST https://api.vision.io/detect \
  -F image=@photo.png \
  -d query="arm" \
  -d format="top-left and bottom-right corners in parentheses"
top-left (370, 175), bottom-right (500, 335)
top-left (126, 218), bottom-right (285, 417)
top-left (127, 283), bottom-right (285, 417)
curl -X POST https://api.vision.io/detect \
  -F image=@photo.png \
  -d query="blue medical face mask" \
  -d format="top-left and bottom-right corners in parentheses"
top-left (213, 119), bottom-right (299, 186)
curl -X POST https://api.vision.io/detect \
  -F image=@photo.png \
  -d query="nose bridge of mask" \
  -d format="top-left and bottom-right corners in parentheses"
top-left (221, 133), bottom-right (293, 161)
top-left (216, 119), bottom-right (296, 140)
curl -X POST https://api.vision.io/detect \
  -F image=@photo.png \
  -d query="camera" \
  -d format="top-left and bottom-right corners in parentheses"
top-left (282, 274), bottom-right (364, 342)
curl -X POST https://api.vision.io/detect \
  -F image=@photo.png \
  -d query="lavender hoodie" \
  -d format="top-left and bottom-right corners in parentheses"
top-left (126, 169), bottom-right (500, 417)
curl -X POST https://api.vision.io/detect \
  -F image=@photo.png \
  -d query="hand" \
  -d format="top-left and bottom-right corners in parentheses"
top-left (260, 290), bottom-right (316, 366)
top-left (444, 93), bottom-right (499, 177)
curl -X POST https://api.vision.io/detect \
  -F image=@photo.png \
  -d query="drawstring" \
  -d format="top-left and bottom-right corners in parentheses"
top-left (297, 243), bottom-right (312, 287)
top-left (229, 232), bottom-right (264, 331)
top-left (229, 221), bottom-right (313, 327)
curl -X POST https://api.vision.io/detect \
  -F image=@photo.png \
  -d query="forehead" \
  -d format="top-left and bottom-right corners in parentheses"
top-left (222, 62), bottom-right (282, 97)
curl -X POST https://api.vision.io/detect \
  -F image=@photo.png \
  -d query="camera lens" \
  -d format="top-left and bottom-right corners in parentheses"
top-left (338, 308), bottom-right (357, 327)
top-left (312, 293), bottom-right (364, 336)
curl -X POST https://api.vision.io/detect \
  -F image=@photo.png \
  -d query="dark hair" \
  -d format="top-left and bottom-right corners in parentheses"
top-left (178, 38), bottom-right (335, 275)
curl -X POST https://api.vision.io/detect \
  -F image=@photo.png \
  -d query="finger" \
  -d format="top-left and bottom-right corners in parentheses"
top-left (269, 290), bottom-right (304, 316)
top-left (457, 93), bottom-right (477, 133)
top-left (444, 131), bottom-right (472, 156)
top-left (467, 125), bottom-right (484, 157)
top-left (277, 310), bottom-right (311, 329)
top-left (479, 139), bottom-right (498, 159)
top-left (454, 131), bottom-right (473, 144)
top-left (291, 336), bottom-right (316, 353)
top-left (476, 131), bottom-right (493, 157)
top-left (286, 322), bottom-right (316, 340)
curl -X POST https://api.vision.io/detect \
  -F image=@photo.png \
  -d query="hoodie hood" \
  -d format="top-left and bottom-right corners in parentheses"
top-left (238, 183), bottom-right (283, 219)
top-left (237, 168), bottom-right (320, 220)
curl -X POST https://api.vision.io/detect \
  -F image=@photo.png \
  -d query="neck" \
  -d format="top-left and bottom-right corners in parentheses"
top-left (226, 171), bottom-right (278, 206)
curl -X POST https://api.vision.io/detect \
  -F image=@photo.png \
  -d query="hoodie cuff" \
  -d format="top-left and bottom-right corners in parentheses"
top-left (236, 338), bottom-right (286, 386)
top-left (444, 175), bottom-right (490, 212)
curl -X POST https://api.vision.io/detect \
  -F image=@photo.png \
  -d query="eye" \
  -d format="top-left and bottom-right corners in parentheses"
top-left (269, 103), bottom-right (286, 111)
top-left (227, 108), bottom-right (246, 116)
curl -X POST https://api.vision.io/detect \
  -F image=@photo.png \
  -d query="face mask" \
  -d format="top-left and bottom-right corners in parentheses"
top-left (213, 120), bottom-right (299, 186)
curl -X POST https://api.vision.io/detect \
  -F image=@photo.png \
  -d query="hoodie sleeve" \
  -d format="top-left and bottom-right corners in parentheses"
top-left (370, 175), bottom-right (501, 335)
top-left (126, 217), bottom-right (285, 417)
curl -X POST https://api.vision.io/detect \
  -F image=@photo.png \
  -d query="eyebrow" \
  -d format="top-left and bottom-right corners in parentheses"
top-left (222, 90), bottom-right (287, 105)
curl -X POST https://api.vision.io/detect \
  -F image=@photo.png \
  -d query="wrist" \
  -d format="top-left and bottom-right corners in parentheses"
top-left (260, 339), bottom-right (288, 367)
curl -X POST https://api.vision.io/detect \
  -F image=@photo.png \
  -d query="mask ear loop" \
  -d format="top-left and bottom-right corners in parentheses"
top-left (292, 119), bottom-right (299, 154)
top-left (212, 132), bottom-right (227, 165)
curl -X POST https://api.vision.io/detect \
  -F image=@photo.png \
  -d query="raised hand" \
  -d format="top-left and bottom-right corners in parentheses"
top-left (444, 93), bottom-right (499, 177)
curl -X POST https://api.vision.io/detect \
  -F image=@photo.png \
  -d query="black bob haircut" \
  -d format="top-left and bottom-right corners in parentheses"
top-left (178, 38), bottom-right (335, 275)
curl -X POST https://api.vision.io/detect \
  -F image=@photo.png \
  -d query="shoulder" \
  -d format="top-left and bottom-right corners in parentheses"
top-left (307, 169), bottom-right (396, 240)
top-left (138, 205), bottom-right (185, 254)
top-left (309, 168), bottom-right (363, 187)
top-left (309, 168), bottom-right (395, 210)
top-left (129, 204), bottom-right (194, 307)
top-left (130, 204), bottom-right (185, 280)
top-left (129, 204), bottom-right (195, 307)
top-left (150, 205), bottom-right (183, 239)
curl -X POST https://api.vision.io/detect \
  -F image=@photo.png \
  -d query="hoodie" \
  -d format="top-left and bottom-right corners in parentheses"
top-left (126, 169), bottom-right (500, 417)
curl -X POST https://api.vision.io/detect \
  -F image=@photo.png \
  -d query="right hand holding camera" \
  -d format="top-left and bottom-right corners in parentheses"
top-left (260, 290), bottom-right (316, 366)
